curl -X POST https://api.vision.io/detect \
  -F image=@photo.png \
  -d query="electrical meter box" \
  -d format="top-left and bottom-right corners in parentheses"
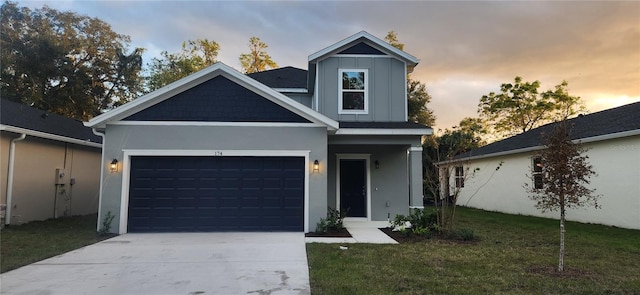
top-left (55, 169), bottom-right (67, 185)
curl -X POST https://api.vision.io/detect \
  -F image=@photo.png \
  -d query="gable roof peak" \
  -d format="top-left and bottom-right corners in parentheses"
top-left (84, 62), bottom-right (338, 130)
top-left (308, 31), bottom-right (420, 67)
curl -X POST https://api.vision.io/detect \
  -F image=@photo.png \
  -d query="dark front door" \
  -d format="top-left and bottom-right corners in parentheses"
top-left (340, 159), bottom-right (366, 217)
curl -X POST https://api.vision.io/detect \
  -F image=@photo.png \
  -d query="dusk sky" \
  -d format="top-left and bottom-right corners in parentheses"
top-left (19, 1), bottom-right (640, 130)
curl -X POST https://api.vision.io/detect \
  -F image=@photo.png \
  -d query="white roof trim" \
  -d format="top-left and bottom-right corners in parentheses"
top-left (0, 124), bottom-right (102, 148)
top-left (84, 62), bottom-right (338, 131)
top-left (272, 88), bottom-right (308, 93)
top-left (438, 128), bottom-right (640, 165)
top-left (109, 121), bottom-right (326, 128)
top-left (335, 128), bottom-right (432, 136)
top-left (308, 31), bottom-right (419, 66)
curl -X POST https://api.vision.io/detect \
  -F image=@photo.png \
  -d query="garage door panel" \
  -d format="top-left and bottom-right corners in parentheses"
top-left (128, 156), bottom-right (304, 232)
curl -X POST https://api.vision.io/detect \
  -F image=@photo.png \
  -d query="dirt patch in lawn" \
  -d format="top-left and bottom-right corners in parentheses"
top-left (526, 266), bottom-right (600, 279)
top-left (305, 228), bottom-right (352, 238)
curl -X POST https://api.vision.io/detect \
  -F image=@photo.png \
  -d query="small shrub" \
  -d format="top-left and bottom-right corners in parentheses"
top-left (412, 226), bottom-right (431, 237)
top-left (326, 207), bottom-right (346, 230)
top-left (391, 208), bottom-right (438, 237)
top-left (315, 207), bottom-right (346, 233)
top-left (97, 211), bottom-right (114, 236)
top-left (315, 218), bottom-right (329, 233)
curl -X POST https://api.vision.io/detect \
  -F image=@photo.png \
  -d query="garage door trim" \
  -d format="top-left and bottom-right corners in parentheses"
top-left (119, 149), bottom-right (311, 234)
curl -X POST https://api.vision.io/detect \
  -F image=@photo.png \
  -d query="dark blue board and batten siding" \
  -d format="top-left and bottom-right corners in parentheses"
top-left (127, 156), bottom-right (305, 232)
top-left (124, 76), bottom-right (310, 123)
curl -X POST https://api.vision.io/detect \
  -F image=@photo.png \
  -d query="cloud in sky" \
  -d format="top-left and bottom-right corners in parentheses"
top-left (19, 0), bottom-right (640, 130)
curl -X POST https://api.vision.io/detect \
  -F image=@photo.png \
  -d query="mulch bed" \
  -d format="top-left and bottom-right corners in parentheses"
top-left (305, 228), bottom-right (352, 238)
top-left (379, 227), bottom-right (480, 244)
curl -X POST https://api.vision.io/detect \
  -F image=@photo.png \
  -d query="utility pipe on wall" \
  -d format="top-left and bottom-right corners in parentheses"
top-left (5, 133), bottom-right (26, 225)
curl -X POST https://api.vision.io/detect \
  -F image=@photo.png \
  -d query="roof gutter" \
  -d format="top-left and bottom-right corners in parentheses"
top-left (437, 128), bottom-right (640, 165)
top-left (0, 125), bottom-right (101, 148)
top-left (5, 133), bottom-right (26, 225)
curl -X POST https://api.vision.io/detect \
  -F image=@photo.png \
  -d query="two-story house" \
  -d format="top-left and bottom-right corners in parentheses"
top-left (85, 31), bottom-right (432, 233)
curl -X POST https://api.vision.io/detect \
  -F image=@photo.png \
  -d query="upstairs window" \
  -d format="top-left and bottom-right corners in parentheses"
top-left (532, 157), bottom-right (543, 189)
top-left (455, 166), bottom-right (465, 188)
top-left (339, 69), bottom-right (368, 114)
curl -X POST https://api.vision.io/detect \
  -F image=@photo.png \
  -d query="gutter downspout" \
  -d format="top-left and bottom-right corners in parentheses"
top-left (92, 128), bottom-right (106, 232)
top-left (5, 133), bottom-right (26, 225)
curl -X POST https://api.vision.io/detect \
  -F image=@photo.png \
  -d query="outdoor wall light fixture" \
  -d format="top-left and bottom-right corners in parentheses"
top-left (313, 160), bottom-right (320, 172)
top-left (375, 160), bottom-right (380, 169)
top-left (110, 159), bottom-right (118, 172)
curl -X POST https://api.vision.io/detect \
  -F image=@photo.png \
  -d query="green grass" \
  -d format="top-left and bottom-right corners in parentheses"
top-left (1, 214), bottom-right (110, 273)
top-left (307, 207), bottom-right (640, 294)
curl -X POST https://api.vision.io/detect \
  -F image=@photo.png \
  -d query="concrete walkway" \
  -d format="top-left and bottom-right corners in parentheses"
top-left (305, 220), bottom-right (398, 244)
top-left (1, 233), bottom-right (310, 295)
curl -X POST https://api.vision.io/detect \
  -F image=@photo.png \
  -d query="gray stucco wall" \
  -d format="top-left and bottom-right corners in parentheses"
top-left (100, 124), bottom-right (328, 233)
top-left (317, 56), bottom-right (407, 122)
top-left (327, 144), bottom-right (412, 222)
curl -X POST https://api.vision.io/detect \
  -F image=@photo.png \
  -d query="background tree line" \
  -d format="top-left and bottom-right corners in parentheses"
top-left (1, 1), bottom-right (278, 120)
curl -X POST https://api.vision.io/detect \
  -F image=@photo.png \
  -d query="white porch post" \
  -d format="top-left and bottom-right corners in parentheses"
top-left (408, 146), bottom-right (423, 208)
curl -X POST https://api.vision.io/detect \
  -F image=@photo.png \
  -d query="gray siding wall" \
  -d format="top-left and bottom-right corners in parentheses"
top-left (100, 125), bottom-right (328, 233)
top-left (283, 93), bottom-right (313, 108)
top-left (327, 145), bottom-right (411, 221)
top-left (317, 56), bottom-right (407, 122)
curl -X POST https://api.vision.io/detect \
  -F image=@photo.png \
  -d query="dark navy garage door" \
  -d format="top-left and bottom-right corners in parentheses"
top-left (128, 156), bottom-right (305, 232)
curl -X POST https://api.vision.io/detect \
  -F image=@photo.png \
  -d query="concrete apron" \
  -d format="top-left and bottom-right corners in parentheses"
top-left (1, 233), bottom-right (311, 295)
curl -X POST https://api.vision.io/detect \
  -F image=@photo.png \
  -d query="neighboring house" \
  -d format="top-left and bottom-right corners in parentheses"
top-left (1, 99), bottom-right (102, 226)
top-left (85, 31), bottom-right (432, 233)
top-left (439, 102), bottom-right (640, 230)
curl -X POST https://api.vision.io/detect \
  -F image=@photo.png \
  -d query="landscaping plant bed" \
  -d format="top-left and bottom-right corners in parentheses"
top-left (305, 228), bottom-right (352, 238)
top-left (379, 227), bottom-right (479, 244)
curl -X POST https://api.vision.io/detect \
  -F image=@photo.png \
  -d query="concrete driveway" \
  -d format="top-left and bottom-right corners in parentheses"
top-left (1, 233), bottom-right (310, 295)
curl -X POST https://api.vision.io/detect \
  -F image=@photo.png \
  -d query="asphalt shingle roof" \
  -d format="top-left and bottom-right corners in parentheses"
top-left (247, 66), bottom-right (308, 89)
top-left (455, 102), bottom-right (640, 160)
top-left (0, 99), bottom-right (103, 143)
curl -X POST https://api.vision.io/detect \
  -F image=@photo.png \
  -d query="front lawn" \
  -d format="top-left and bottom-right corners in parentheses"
top-left (307, 207), bottom-right (640, 294)
top-left (1, 214), bottom-right (110, 273)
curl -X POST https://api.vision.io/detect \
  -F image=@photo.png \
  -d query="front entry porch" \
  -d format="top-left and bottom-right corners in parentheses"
top-left (327, 135), bottom-right (424, 222)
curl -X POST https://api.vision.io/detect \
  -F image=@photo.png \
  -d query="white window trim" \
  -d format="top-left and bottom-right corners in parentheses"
top-left (118, 149), bottom-right (311, 234)
top-left (532, 156), bottom-right (543, 189)
top-left (338, 69), bottom-right (369, 115)
top-left (454, 166), bottom-right (465, 188)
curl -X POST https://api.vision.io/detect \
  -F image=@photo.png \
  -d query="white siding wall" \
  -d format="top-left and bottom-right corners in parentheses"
top-left (452, 135), bottom-right (640, 230)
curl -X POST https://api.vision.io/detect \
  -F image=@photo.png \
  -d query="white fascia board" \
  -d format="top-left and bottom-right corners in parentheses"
top-left (84, 62), bottom-right (339, 131)
top-left (109, 121), bottom-right (327, 128)
top-left (335, 128), bottom-right (433, 136)
top-left (0, 125), bottom-right (102, 148)
top-left (308, 31), bottom-right (420, 66)
top-left (272, 88), bottom-right (308, 93)
top-left (437, 128), bottom-right (640, 165)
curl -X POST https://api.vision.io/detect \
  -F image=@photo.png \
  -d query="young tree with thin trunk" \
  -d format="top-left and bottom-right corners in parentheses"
top-left (525, 121), bottom-right (600, 272)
